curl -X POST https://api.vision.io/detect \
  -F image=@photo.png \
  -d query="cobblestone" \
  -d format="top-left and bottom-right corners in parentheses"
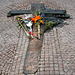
top-left (0, 0), bottom-right (75, 75)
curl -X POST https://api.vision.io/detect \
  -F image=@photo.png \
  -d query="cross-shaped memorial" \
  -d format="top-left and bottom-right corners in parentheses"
top-left (7, 3), bottom-right (70, 75)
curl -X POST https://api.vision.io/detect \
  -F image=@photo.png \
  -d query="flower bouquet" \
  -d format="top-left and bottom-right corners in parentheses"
top-left (16, 10), bottom-right (61, 40)
top-left (16, 10), bottom-right (44, 39)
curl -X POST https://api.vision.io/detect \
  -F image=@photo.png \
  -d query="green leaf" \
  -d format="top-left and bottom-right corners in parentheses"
top-left (44, 21), bottom-right (58, 32)
top-left (35, 22), bottom-right (40, 26)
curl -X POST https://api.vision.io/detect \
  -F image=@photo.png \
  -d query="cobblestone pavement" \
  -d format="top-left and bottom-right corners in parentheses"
top-left (0, 0), bottom-right (75, 75)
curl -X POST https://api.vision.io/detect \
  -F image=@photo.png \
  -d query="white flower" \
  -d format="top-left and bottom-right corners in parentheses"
top-left (24, 14), bottom-right (33, 19)
top-left (26, 21), bottom-right (33, 27)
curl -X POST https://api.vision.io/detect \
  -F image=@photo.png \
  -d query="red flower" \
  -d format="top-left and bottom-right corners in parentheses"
top-left (29, 31), bottom-right (33, 35)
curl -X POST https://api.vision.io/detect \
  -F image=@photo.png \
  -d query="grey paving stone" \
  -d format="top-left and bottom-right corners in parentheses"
top-left (0, 0), bottom-right (75, 75)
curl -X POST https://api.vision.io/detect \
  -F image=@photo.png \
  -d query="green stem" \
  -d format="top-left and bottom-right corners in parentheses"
top-left (37, 24), bottom-right (40, 39)
top-left (18, 20), bottom-right (30, 37)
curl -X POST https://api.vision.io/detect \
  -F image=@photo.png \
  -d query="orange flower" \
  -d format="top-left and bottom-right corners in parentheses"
top-left (18, 18), bottom-right (20, 20)
top-left (34, 15), bottom-right (41, 20)
top-left (31, 15), bottom-right (41, 23)
top-left (40, 20), bottom-right (44, 24)
top-left (17, 16), bottom-right (22, 21)
top-left (31, 18), bottom-right (37, 23)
